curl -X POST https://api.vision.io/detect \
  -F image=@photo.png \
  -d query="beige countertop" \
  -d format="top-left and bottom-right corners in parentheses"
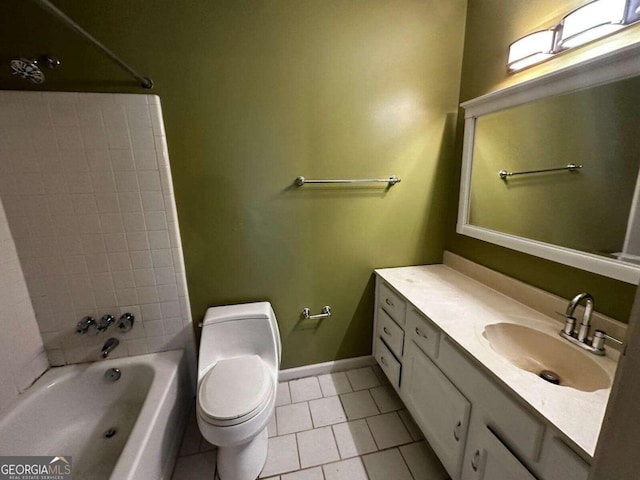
top-left (375, 264), bottom-right (619, 458)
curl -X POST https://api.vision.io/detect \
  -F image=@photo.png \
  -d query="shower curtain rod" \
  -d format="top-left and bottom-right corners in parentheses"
top-left (33, 0), bottom-right (153, 89)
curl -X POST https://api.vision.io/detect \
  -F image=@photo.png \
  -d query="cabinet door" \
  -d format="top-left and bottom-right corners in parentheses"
top-left (538, 437), bottom-right (589, 480)
top-left (401, 340), bottom-right (471, 479)
top-left (463, 425), bottom-right (537, 480)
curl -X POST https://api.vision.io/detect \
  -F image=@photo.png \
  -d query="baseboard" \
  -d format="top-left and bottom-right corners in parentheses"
top-left (278, 355), bottom-right (375, 382)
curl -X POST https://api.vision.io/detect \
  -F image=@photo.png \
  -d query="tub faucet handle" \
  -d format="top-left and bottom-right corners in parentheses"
top-left (117, 313), bottom-right (135, 332)
top-left (97, 314), bottom-right (116, 332)
top-left (76, 316), bottom-right (96, 335)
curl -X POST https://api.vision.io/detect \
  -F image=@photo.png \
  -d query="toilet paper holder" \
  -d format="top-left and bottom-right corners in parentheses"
top-left (302, 306), bottom-right (332, 320)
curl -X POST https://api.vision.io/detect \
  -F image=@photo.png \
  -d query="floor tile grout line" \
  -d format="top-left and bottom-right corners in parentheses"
top-left (322, 455), bottom-right (371, 480)
top-left (270, 399), bottom-right (415, 442)
top-left (294, 426), bottom-right (303, 474)
top-left (328, 415), bottom-right (343, 469)
top-left (344, 368), bottom-right (357, 391)
top-left (397, 445), bottom-right (418, 480)
top-left (364, 415), bottom-right (382, 452)
top-left (304, 400), bottom-right (313, 435)
top-left (309, 398), bottom-right (319, 429)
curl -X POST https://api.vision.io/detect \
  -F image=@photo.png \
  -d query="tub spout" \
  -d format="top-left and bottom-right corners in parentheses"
top-left (101, 338), bottom-right (119, 358)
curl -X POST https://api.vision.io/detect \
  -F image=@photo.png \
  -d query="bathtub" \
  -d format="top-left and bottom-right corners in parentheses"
top-left (0, 350), bottom-right (191, 480)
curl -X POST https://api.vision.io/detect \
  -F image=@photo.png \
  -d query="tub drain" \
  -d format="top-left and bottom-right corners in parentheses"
top-left (103, 428), bottom-right (117, 439)
top-left (539, 370), bottom-right (560, 385)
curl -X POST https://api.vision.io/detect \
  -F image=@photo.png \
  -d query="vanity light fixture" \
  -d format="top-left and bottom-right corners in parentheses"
top-left (626, 0), bottom-right (640, 23)
top-left (557, 0), bottom-right (628, 49)
top-left (508, 29), bottom-right (556, 72)
top-left (507, 0), bottom-right (640, 73)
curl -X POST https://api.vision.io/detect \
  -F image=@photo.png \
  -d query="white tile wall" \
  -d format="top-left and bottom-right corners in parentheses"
top-left (0, 91), bottom-right (195, 366)
top-left (0, 196), bottom-right (48, 413)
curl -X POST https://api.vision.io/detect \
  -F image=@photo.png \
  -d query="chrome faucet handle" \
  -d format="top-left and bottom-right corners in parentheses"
top-left (76, 316), bottom-right (96, 334)
top-left (117, 313), bottom-right (135, 332)
top-left (592, 330), bottom-right (624, 352)
top-left (562, 316), bottom-right (576, 336)
top-left (96, 314), bottom-right (116, 332)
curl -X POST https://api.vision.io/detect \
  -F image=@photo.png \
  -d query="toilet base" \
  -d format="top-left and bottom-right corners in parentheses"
top-left (217, 427), bottom-right (268, 480)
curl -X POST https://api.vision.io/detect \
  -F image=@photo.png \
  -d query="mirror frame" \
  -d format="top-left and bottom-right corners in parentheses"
top-left (457, 42), bottom-right (640, 285)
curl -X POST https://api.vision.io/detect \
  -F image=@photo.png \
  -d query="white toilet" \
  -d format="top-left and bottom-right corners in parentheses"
top-left (196, 302), bottom-right (281, 480)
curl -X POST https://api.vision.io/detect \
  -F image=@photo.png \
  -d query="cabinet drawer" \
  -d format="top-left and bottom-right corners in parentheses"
top-left (463, 426), bottom-right (537, 480)
top-left (377, 308), bottom-right (404, 358)
top-left (401, 340), bottom-right (471, 479)
top-left (375, 336), bottom-right (401, 388)
top-left (406, 309), bottom-right (440, 359)
top-left (439, 337), bottom-right (545, 463)
top-left (378, 281), bottom-right (406, 326)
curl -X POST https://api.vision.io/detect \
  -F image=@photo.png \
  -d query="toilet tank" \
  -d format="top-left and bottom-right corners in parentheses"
top-left (198, 302), bottom-right (280, 380)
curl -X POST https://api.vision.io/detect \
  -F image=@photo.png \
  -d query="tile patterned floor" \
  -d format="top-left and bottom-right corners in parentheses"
top-left (172, 365), bottom-right (450, 480)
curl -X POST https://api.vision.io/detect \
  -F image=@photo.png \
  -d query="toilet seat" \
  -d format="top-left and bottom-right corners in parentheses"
top-left (198, 355), bottom-right (272, 427)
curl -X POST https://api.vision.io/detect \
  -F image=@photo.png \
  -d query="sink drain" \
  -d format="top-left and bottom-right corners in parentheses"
top-left (539, 370), bottom-right (560, 385)
top-left (103, 428), bottom-right (117, 439)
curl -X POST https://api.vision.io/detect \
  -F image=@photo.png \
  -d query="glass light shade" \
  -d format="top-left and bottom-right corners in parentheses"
top-left (627, 0), bottom-right (640, 23)
top-left (508, 30), bottom-right (556, 72)
top-left (558, 0), bottom-right (627, 49)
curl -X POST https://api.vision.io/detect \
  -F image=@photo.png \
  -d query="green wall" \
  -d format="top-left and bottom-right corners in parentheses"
top-left (0, 0), bottom-right (467, 368)
top-left (448, 0), bottom-right (640, 322)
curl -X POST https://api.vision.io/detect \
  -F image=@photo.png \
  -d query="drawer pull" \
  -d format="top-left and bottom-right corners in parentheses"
top-left (415, 327), bottom-right (428, 339)
top-left (383, 327), bottom-right (391, 336)
top-left (385, 298), bottom-right (395, 307)
top-left (471, 449), bottom-right (481, 472)
top-left (454, 421), bottom-right (462, 442)
top-left (380, 356), bottom-right (388, 366)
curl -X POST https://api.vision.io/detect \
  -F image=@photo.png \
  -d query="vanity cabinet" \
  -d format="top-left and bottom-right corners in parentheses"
top-left (402, 339), bottom-right (470, 478)
top-left (373, 283), bottom-right (408, 391)
top-left (378, 282), bottom-right (406, 326)
top-left (463, 424), bottom-right (536, 480)
top-left (374, 337), bottom-right (401, 388)
top-left (372, 276), bottom-right (591, 480)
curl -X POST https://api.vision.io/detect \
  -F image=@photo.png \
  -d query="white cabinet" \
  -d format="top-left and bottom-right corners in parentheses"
top-left (373, 280), bottom-right (407, 391)
top-left (374, 337), bottom-right (402, 388)
top-left (377, 309), bottom-right (404, 358)
top-left (438, 337), bottom-right (545, 464)
top-left (463, 425), bottom-right (536, 480)
top-left (537, 437), bottom-right (590, 480)
top-left (378, 282), bottom-right (406, 325)
top-left (406, 308), bottom-right (440, 359)
top-left (372, 275), bottom-right (592, 480)
top-left (402, 339), bottom-right (471, 479)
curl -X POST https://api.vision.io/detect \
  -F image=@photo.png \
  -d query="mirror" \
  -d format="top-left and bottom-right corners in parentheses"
top-left (458, 43), bottom-right (640, 284)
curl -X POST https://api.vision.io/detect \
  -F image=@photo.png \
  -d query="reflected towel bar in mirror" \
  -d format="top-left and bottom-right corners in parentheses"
top-left (498, 163), bottom-right (582, 180)
top-left (295, 176), bottom-right (401, 186)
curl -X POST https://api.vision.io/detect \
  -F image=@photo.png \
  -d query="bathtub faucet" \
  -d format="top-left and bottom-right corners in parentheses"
top-left (101, 338), bottom-right (120, 358)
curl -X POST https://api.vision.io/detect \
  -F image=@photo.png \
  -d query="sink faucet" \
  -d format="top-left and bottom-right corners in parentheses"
top-left (559, 292), bottom-right (622, 355)
top-left (101, 338), bottom-right (119, 358)
top-left (565, 292), bottom-right (594, 343)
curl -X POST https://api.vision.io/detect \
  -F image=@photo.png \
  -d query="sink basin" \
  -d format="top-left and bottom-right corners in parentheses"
top-left (483, 323), bottom-right (611, 392)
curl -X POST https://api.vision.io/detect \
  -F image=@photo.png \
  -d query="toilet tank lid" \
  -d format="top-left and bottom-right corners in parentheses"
top-left (202, 301), bottom-right (273, 327)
